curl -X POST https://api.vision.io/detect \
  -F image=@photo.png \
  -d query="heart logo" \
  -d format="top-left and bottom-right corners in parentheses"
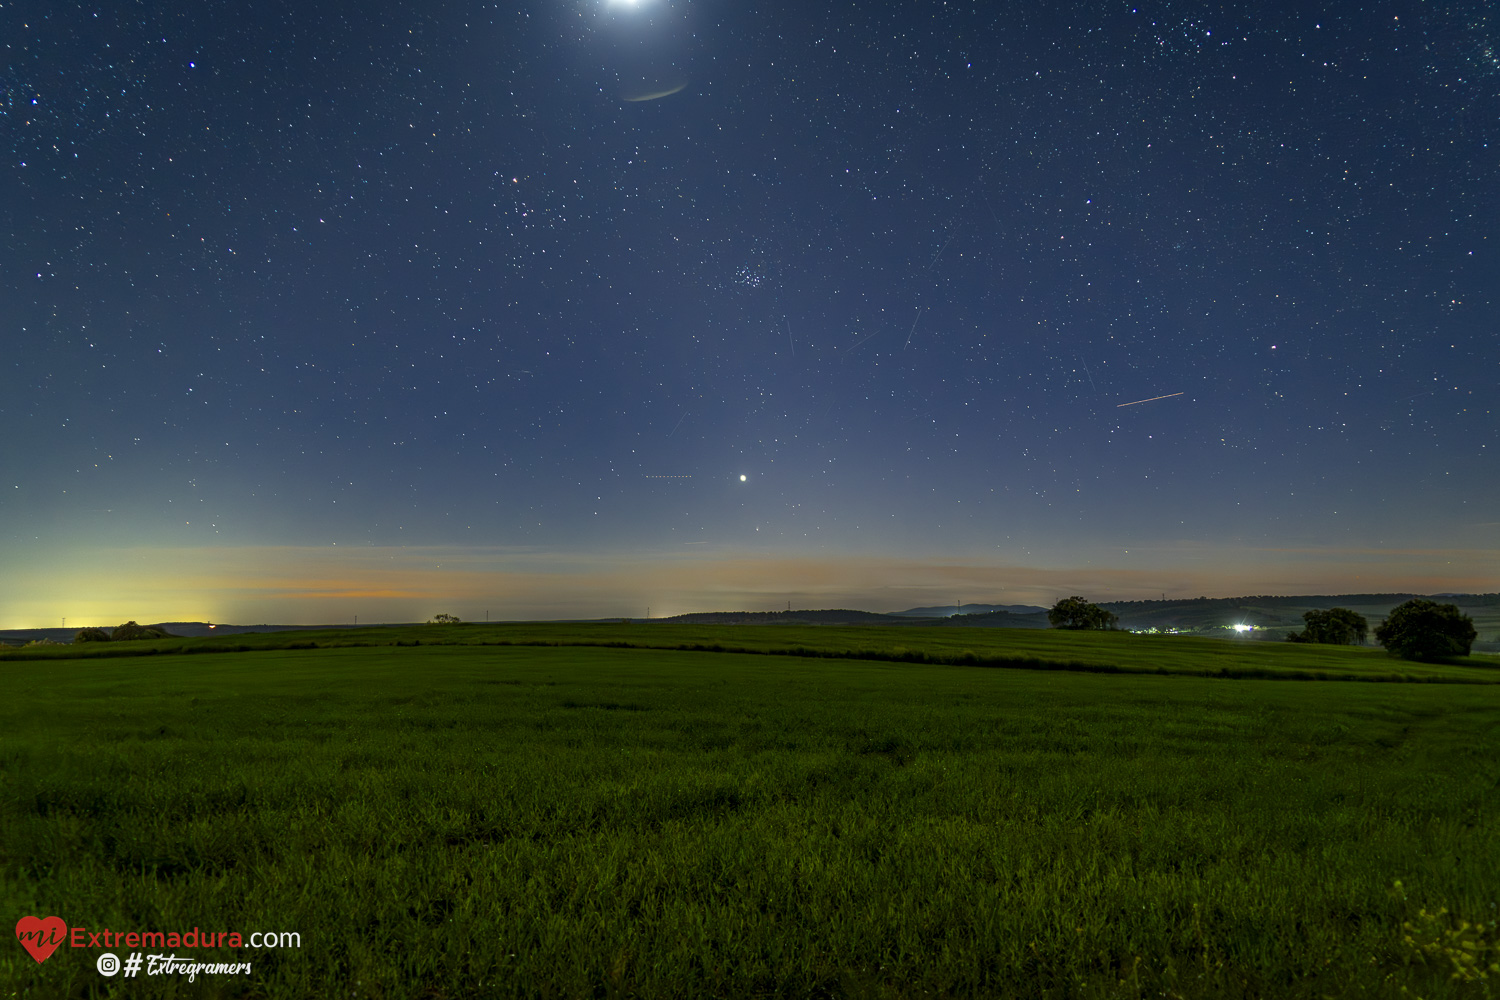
top-left (15, 916), bottom-right (67, 964)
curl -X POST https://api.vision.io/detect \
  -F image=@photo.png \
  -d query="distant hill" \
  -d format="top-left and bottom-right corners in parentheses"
top-left (650, 595), bottom-right (1498, 642)
top-left (3, 594), bottom-right (1493, 648)
top-left (656, 609), bottom-right (911, 626)
top-left (150, 621), bottom-right (393, 637)
top-left (1097, 594), bottom-right (1500, 640)
top-left (653, 609), bottom-right (1052, 629)
top-left (0, 621), bottom-right (411, 645)
top-left (890, 604), bottom-right (1048, 617)
top-left (941, 609), bottom-right (1050, 628)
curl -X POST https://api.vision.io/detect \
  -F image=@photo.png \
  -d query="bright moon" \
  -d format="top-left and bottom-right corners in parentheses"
top-left (739, 474), bottom-right (747, 482)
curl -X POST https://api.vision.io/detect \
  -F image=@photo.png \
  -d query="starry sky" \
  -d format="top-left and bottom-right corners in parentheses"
top-left (3, 0), bottom-right (1497, 627)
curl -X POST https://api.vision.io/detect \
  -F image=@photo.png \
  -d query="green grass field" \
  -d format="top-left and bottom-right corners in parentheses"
top-left (7, 621), bottom-right (1499, 682)
top-left (3, 626), bottom-right (1499, 998)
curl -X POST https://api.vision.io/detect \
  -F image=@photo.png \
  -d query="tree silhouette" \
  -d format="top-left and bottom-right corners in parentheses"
top-left (1374, 600), bottom-right (1476, 661)
top-left (1286, 607), bottom-right (1368, 645)
top-left (1047, 597), bottom-right (1118, 630)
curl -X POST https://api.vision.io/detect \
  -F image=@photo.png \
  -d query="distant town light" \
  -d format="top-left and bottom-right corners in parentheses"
top-left (1232, 623), bottom-right (1253, 633)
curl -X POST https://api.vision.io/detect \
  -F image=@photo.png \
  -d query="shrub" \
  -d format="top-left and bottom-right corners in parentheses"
top-left (73, 628), bottom-right (113, 643)
top-left (1374, 600), bottom-right (1476, 661)
top-left (112, 621), bottom-right (176, 641)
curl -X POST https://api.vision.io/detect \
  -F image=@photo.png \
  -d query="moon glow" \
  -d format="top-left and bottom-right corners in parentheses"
top-left (621, 80), bottom-right (687, 102)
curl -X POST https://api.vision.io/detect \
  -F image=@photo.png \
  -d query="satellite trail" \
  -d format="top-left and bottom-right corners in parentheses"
top-left (1117, 392), bottom-right (1185, 408)
top-left (904, 307), bottom-right (924, 349)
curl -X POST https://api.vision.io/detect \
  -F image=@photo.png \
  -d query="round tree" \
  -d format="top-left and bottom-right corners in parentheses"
top-left (1374, 599), bottom-right (1476, 661)
top-left (1047, 596), bottom-right (1119, 630)
top-left (1286, 607), bottom-right (1368, 645)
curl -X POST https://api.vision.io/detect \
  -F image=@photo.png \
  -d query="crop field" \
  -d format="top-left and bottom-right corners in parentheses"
top-left (3, 626), bottom-right (1499, 998)
top-left (7, 621), bottom-right (1500, 682)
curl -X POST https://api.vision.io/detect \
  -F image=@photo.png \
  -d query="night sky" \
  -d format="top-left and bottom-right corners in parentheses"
top-left (3, 0), bottom-right (1497, 627)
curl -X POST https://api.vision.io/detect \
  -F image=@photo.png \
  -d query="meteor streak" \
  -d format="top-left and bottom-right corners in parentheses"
top-left (1116, 392), bottom-right (1185, 407)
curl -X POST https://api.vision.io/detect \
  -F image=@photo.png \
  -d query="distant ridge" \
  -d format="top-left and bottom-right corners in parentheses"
top-left (3, 594), bottom-right (1494, 646)
top-left (657, 609), bottom-right (908, 626)
top-left (0, 621), bottom-right (414, 645)
top-left (652, 609), bottom-right (1051, 629)
top-left (890, 604), bottom-right (1048, 617)
top-left (1096, 593), bottom-right (1500, 632)
top-left (148, 622), bottom-right (417, 637)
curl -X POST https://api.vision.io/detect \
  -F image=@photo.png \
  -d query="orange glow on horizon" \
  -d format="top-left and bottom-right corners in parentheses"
top-left (0, 542), bottom-right (1495, 629)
